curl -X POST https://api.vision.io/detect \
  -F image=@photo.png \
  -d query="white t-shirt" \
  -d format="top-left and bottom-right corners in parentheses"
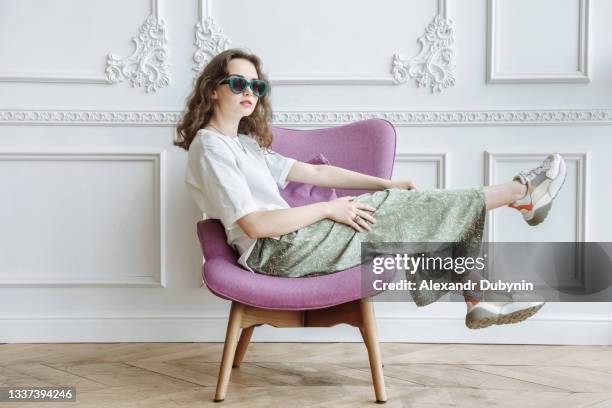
top-left (185, 128), bottom-right (297, 273)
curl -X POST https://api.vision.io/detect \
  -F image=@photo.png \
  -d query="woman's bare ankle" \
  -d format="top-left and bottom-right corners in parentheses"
top-left (513, 180), bottom-right (527, 201)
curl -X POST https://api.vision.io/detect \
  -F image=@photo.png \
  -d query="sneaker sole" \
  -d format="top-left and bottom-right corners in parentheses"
top-left (465, 307), bottom-right (500, 329)
top-left (525, 156), bottom-right (567, 226)
top-left (527, 201), bottom-right (552, 226)
top-left (465, 303), bottom-right (545, 329)
top-left (465, 315), bottom-right (497, 329)
top-left (496, 302), bottom-right (545, 325)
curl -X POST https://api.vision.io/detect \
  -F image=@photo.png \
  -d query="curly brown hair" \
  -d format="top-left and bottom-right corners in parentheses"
top-left (173, 48), bottom-right (274, 151)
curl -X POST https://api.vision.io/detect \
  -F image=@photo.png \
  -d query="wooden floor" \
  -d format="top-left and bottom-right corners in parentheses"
top-left (1, 342), bottom-right (611, 407)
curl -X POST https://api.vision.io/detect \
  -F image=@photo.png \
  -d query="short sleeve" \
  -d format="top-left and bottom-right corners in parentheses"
top-left (197, 144), bottom-right (260, 228)
top-left (262, 148), bottom-right (296, 189)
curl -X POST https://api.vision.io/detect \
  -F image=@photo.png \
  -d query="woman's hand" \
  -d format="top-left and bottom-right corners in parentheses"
top-left (324, 196), bottom-right (377, 233)
top-left (386, 180), bottom-right (417, 190)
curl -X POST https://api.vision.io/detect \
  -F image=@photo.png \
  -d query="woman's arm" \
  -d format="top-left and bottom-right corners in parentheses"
top-left (287, 161), bottom-right (413, 190)
top-left (237, 202), bottom-right (329, 239)
top-left (286, 161), bottom-right (389, 190)
top-left (238, 196), bottom-right (378, 239)
top-left (237, 162), bottom-right (413, 239)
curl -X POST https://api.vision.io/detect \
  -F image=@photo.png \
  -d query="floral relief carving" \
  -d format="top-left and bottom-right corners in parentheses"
top-left (193, 16), bottom-right (231, 76)
top-left (105, 14), bottom-right (170, 93)
top-left (391, 14), bottom-right (456, 93)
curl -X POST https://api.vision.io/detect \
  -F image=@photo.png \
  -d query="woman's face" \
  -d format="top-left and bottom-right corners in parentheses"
top-left (211, 58), bottom-right (259, 117)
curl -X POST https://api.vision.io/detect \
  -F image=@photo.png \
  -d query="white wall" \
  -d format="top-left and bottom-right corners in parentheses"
top-left (0, 0), bottom-right (610, 345)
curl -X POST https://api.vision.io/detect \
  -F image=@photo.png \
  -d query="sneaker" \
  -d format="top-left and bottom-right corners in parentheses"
top-left (508, 153), bottom-right (567, 226)
top-left (465, 293), bottom-right (546, 330)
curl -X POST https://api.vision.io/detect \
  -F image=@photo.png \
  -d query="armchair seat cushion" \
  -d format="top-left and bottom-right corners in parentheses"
top-left (199, 219), bottom-right (396, 310)
top-left (204, 258), bottom-right (356, 310)
top-left (204, 258), bottom-right (396, 311)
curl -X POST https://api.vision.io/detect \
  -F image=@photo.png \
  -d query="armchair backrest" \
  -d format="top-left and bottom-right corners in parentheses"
top-left (270, 118), bottom-right (396, 197)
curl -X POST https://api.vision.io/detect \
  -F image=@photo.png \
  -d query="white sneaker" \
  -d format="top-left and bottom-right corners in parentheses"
top-left (508, 153), bottom-right (567, 226)
top-left (465, 293), bottom-right (545, 330)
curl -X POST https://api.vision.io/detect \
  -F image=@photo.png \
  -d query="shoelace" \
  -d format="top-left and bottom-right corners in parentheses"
top-left (519, 157), bottom-right (552, 182)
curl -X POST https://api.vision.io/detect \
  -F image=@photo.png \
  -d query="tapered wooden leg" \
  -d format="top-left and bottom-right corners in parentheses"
top-left (360, 298), bottom-right (387, 403)
top-left (359, 327), bottom-right (369, 349)
top-left (214, 302), bottom-right (244, 402)
top-left (360, 327), bottom-right (384, 368)
top-left (232, 326), bottom-right (254, 368)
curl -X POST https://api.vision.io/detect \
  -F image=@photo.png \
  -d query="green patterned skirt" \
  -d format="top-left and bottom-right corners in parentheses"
top-left (245, 187), bottom-right (487, 307)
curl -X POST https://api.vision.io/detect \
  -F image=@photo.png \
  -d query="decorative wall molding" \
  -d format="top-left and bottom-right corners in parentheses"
top-left (1, 109), bottom-right (612, 126)
top-left (271, 109), bottom-right (612, 126)
top-left (0, 0), bottom-right (169, 92)
top-left (391, 0), bottom-right (456, 93)
top-left (0, 150), bottom-right (167, 287)
top-left (486, 0), bottom-right (590, 83)
top-left (0, 110), bottom-right (182, 126)
top-left (194, 0), bottom-right (453, 93)
top-left (484, 152), bottom-right (588, 243)
top-left (105, 2), bottom-right (170, 93)
top-left (395, 153), bottom-right (448, 188)
top-left (193, 1), bottom-right (231, 79)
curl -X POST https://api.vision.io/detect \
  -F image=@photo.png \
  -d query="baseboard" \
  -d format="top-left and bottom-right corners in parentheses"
top-left (609, 311), bottom-right (612, 345)
top-left (1, 313), bottom-right (609, 345)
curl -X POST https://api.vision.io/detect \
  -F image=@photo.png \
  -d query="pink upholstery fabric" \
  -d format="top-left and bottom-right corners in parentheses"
top-left (197, 118), bottom-right (397, 310)
top-left (279, 153), bottom-right (337, 207)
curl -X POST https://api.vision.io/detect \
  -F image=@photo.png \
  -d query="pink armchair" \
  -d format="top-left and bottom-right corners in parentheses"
top-left (196, 118), bottom-right (397, 403)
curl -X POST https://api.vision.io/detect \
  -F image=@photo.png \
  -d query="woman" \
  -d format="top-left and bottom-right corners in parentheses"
top-left (174, 48), bottom-right (567, 330)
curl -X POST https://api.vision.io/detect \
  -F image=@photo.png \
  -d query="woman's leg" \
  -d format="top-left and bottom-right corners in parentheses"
top-left (249, 187), bottom-right (489, 307)
top-left (483, 180), bottom-right (527, 211)
top-left (472, 154), bottom-right (567, 301)
top-left (459, 180), bottom-right (526, 303)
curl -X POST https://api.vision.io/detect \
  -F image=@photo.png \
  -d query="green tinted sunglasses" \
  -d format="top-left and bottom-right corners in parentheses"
top-left (219, 75), bottom-right (269, 97)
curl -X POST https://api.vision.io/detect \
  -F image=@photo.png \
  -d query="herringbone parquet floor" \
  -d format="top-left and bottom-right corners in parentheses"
top-left (1, 342), bottom-right (611, 407)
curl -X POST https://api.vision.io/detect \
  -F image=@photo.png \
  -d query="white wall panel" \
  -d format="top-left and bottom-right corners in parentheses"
top-left (487, 0), bottom-right (590, 82)
top-left (0, 0), bottom-right (610, 344)
top-left (0, 150), bottom-right (166, 287)
top-left (0, 0), bottom-right (154, 83)
top-left (198, 0), bottom-right (447, 85)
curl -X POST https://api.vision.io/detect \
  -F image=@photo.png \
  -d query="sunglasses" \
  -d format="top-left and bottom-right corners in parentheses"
top-left (219, 75), bottom-right (269, 97)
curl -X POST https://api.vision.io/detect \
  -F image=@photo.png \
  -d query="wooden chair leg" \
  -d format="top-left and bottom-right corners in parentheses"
top-left (359, 327), bottom-right (369, 349)
top-left (360, 298), bottom-right (387, 403)
top-left (359, 327), bottom-right (384, 368)
top-left (214, 301), bottom-right (244, 402)
top-left (232, 326), bottom-right (255, 368)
